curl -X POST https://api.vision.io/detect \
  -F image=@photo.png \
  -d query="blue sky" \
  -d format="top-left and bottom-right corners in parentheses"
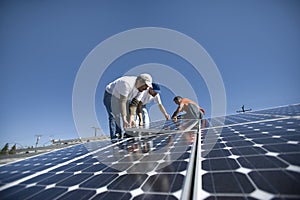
top-left (1, 1), bottom-right (299, 148)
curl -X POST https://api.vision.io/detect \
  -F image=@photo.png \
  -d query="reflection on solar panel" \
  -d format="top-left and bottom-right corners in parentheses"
top-left (125, 119), bottom-right (199, 135)
top-left (0, 104), bottom-right (299, 200)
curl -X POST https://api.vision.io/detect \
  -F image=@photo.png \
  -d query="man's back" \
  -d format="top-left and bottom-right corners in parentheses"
top-left (180, 98), bottom-right (205, 114)
top-left (106, 76), bottom-right (137, 100)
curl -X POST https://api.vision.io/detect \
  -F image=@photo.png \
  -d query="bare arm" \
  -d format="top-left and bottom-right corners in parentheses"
top-left (172, 106), bottom-right (181, 120)
top-left (129, 98), bottom-right (139, 115)
top-left (158, 104), bottom-right (170, 120)
top-left (137, 101), bottom-right (144, 126)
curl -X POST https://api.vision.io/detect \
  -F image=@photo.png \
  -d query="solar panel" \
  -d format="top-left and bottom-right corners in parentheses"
top-left (198, 104), bottom-right (300, 199)
top-left (252, 104), bottom-right (300, 116)
top-left (0, 119), bottom-right (199, 200)
top-left (0, 104), bottom-right (299, 200)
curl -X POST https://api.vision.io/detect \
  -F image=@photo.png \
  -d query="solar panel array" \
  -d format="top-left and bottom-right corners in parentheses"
top-left (0, 104), bottom-right (299, 200)
top-left (0, 120), bottom-right (199, 200)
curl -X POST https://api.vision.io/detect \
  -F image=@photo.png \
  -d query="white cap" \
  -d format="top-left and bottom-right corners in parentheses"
top-left (138, 73), bottom-right (152, 87)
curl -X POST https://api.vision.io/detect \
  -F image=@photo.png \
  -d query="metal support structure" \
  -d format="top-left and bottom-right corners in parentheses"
top-left (34, 134), bottom-right (42, 152)
top-left (91, 126), bottom-right (100, 137)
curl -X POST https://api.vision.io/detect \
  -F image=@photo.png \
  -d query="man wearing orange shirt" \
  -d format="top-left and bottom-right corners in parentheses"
top-left (171, 96), bottom-right (205, 122)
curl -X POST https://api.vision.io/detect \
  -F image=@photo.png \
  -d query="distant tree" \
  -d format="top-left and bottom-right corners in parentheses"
top-left (9, 144), bottom-right (17, 154)
top-left (1, 143), bottom-right (9, 155)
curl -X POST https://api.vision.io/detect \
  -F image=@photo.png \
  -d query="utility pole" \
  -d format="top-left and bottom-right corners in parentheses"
top-left (91, 126), bottom-right (100, 137)
top-left (35, 134), bottom-right (42, 152)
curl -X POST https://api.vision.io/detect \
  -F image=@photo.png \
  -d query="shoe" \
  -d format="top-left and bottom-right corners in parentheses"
top-left (116, 133), bottom-right (123, 139)
top-left (111, 138), bottom-right (118, 143)
top-left (123, 133), bottom-right (132, 138)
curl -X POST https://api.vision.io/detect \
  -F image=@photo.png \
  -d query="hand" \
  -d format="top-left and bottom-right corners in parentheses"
top-left (129, 115), bottom-right (136, 127)
top-left (123, 119), bottom-right (130, 129)
top-left (139, 120), bottom-right (143, 127)
top-left (165, 114), bottom-right (170, 120)
top-left (123, 116), bottom-right (129, 128)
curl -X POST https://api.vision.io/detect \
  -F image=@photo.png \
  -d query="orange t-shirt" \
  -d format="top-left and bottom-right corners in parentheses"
top-left (179, 98), bottom-right (205, 114)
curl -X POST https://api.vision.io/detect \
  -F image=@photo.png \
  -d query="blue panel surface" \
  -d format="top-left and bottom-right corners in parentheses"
top-left (200, 104), bottom-right (300, 199)
top-left (1, 104), bottom-right (299, 199)
top-left (0, 131), bottom-right (197, 200)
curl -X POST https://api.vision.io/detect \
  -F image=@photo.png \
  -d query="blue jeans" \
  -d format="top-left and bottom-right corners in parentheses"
top-left (103, 91), bottom-right (122, 140)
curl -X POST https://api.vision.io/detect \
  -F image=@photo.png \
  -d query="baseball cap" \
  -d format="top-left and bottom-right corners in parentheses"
top-left (138, 73), bottom-right (152, 87)
top-left (151, 83), bottom-right (161, 93)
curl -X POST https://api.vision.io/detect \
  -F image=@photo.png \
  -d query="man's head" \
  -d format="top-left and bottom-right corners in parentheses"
top-left (173, 96), bottom-right (182, 105)
top-left (149, 83), bottom-right (160, 97)
top-left (135, 73), bottom-right (152, 92)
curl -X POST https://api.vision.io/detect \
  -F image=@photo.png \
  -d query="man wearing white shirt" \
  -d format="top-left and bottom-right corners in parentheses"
top-left (103, 74), bottom-right (152, 142)
top-left (136, 83), bottom-right (170, 127)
